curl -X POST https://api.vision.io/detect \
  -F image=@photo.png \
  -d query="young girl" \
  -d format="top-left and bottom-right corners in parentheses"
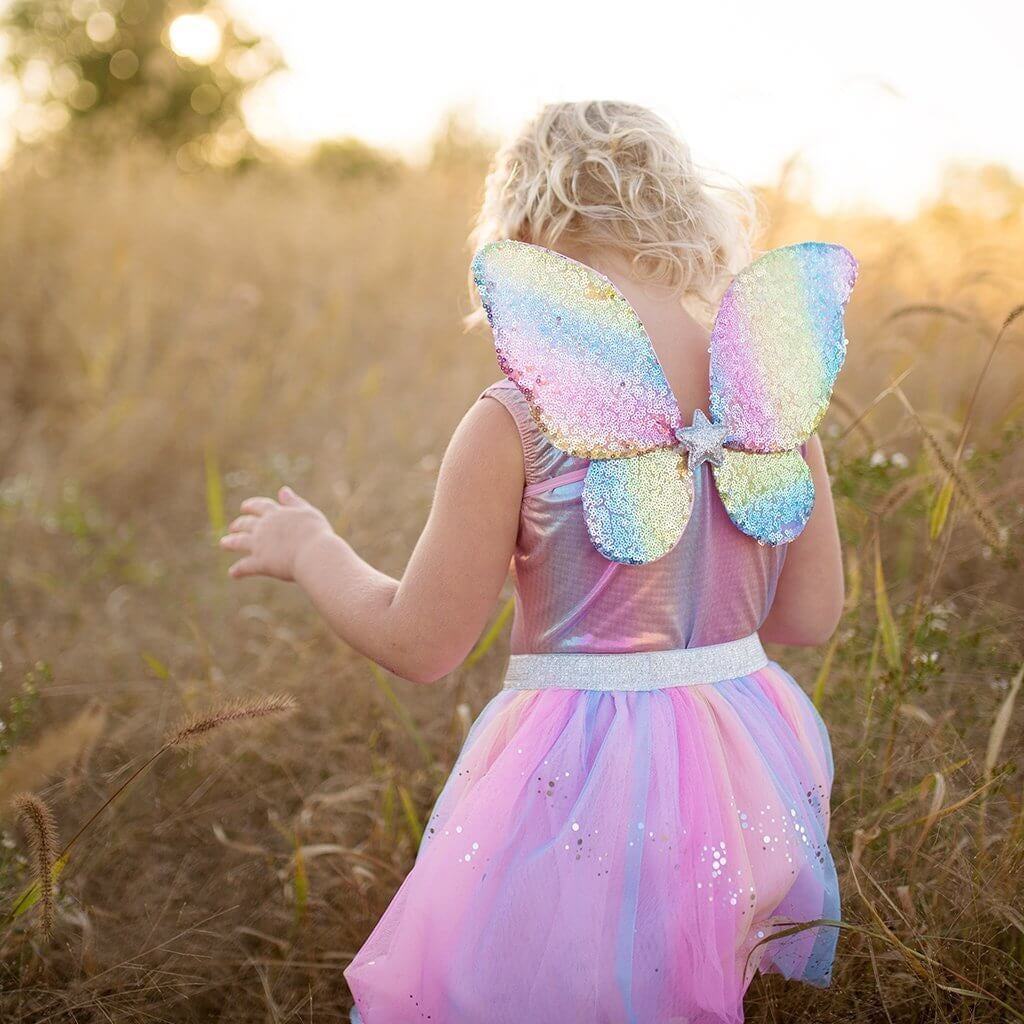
top-left (219, 101), bottom-right (851, 1024)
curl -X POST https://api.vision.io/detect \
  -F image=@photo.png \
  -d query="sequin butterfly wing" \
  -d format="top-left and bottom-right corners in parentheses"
top-left (708, 242), bottom-right (858, 544)
top-left (711, 448), bottom-right (816, 546)
top-left (582, 449), bottom-right (695, 565)
top-left (472, 239), bottom-right (683, 457)
top-left (472, 239), bottom-right (692, 563)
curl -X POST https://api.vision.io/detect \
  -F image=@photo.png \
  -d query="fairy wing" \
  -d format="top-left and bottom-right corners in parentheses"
top-left (582, 450), bottom-right (694, 564)
top-left (708, 242), bottom-right (858, 544)
top-left (471, 239), bottom-right (682, 459)
top-left (713, 449), bottom-right (815, 546)
top-left (710, 242), bottom-right (857, 454)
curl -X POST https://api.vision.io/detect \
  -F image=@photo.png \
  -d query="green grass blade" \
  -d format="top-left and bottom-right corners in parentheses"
top-left (12, 855), bottom-right (67, 920)
top-left (929, 477), bottom-right (955, 540)
top-left (465, 597), bottom-right (515, 667)
top-left (380, 780), bottom-right (396, 835)
top-left (366, 661), bottom-right (434, 766)
top-left (292, 837), bottom-right (309, 926)
top-left (397, 784), bottom-right (423, 846)
top-left (874, 538), bottom-right (901, 671)
top-left (204, 443), bottom-right (226, 540)
top-left (812, 633), bottom-right (840, 710)
top-left (141, 651), bottom-right (170, 680)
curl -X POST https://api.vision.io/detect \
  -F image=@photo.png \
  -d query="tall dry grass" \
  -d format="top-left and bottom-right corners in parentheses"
top-left (0, 143), bottom-right (1022, 1021)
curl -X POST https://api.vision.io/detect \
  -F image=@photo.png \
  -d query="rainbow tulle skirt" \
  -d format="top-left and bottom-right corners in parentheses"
top-left (346, 635), bottom-right (838, 1024)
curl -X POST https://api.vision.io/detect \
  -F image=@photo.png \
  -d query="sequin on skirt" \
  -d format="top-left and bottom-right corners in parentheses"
top-left (345, 658), bottom-right (838, 1024)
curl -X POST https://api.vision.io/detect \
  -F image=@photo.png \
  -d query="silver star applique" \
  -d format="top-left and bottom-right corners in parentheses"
top-left (674, 409), bottom-right (730, 472)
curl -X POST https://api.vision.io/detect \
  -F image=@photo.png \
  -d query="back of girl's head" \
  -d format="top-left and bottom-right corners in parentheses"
top-left (469, 100), bottom-right (758, 314)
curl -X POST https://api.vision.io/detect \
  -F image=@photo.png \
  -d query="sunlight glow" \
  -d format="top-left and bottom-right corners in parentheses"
top-left (226, 0), bottom-right (1024, 220)
top-left (168, 14), bottom-right (222, 65)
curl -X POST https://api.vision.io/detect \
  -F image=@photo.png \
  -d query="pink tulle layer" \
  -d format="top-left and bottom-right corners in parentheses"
top-left (346, 662), bottom-right (838, 1024)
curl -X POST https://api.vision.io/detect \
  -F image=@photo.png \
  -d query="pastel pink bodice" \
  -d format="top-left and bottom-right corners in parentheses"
top-left (484, 381), bottom-right (788, 655)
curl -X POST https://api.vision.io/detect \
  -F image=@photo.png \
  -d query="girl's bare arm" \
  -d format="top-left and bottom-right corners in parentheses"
top-left (758, 434), bottom-right (845, 646)
top-left (220, 398), bottom-right (524, 683)
top-left (223, 401), bottom-right (840, 670)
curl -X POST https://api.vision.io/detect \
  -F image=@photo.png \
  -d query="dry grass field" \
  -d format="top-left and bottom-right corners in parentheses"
top-left (0, 142), bottom-right (1022, 1022)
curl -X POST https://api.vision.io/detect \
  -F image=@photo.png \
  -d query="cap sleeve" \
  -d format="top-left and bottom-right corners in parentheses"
top-left (479, 381), bottom-right (546, 487)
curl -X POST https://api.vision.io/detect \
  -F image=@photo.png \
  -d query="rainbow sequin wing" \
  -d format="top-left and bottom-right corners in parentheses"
top-left (471, 239), bottom-right (682, 458)
top-left (582, 450), bottom-right (694, 564)
top-left (713, 449), bottom-right (815, 546)
top-left (708, 242), bottom-right (857, 544)
top-left (709, 242), bottom-right (857, 453)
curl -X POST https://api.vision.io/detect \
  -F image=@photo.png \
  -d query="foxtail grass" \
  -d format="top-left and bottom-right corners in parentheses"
top-left (165, 693), bottom-right (298, 748)
top-left (12, 794), bottom-right (58, 938)
top-left (5, 694), bottom-right (297, 931)
top-left (894, 386), bottom-right (1006, 549)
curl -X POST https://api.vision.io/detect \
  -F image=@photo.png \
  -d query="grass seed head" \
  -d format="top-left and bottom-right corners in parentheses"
top-left (164, 693), bottom-right (298, 750)
top-left (13, 793), bottom-right (59, 939)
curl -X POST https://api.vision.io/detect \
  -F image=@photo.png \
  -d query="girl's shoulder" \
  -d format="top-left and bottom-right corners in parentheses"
top-left (478, 380), bottom-right (579, 487)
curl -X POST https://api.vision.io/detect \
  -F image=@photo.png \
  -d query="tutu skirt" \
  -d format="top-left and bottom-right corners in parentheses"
top-left (345, 639), bottom-right (838, 1024)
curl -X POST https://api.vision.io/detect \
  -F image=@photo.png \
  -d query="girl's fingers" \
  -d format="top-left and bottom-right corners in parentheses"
top-left (228, 514), bottom-right (258, 533)
top-left (278, 485), bottom-right (307, 506)
top-left (239, 496), bottom-right (278, 515)
top-left (228, 556), bottom-right (260, 578)
top-left (219, 532), bottom-right (252, 551)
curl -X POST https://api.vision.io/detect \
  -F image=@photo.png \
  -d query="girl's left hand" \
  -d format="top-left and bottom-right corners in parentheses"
top-left (219, 486), bottom-right (334, 582)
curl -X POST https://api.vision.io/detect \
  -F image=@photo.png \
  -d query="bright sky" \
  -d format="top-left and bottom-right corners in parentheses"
top-left (228, 0), bottom-right (1024, 219)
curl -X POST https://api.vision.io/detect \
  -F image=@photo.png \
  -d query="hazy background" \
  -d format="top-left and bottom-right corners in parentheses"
top-left (228, 0), bottom-right (1024, 219)
top-left (0, 2), bottom-right (1021, 1021)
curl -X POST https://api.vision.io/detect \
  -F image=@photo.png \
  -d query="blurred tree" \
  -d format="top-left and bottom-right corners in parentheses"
top-left (1, 0), bottom-right (282, 167)
top-left (310, 137), bottom-right (403, 183)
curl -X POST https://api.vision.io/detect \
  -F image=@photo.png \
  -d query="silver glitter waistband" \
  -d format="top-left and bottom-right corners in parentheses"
top-left (502, 633), bottom-right (768, 692)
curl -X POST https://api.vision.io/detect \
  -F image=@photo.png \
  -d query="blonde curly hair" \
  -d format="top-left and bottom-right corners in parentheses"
top-left (467, 100), bottom-right (758, 323)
